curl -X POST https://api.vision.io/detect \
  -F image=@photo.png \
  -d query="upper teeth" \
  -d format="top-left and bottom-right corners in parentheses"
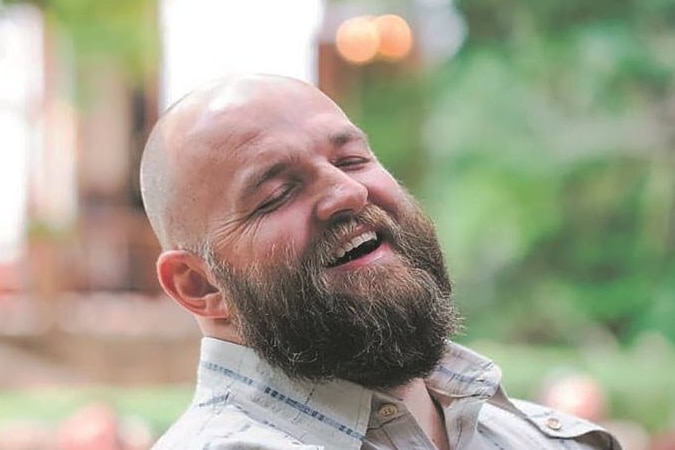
top-left (334, 231), bottom-right (377, 260)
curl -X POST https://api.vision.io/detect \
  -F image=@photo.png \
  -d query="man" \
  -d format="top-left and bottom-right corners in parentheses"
top-left (140, 74), bottom-right (621, 449)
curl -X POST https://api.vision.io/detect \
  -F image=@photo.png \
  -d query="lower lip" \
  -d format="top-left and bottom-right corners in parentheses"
top-left (331, 241), bottom-right (394, 270)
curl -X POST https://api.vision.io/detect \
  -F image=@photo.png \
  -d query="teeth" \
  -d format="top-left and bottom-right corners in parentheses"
top-left (334, 231), bottom-right (377, 259)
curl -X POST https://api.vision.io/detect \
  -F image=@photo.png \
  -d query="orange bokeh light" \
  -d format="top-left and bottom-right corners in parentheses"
top-left (335, 14), bottom-right (413, 65)
top-left (374, 14), bottom-right (413, 61)
top-left (335, 16), bottom-right (380, 65)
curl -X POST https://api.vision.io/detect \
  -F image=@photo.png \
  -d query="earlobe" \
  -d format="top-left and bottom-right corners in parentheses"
top-left (157, 250), bottom-right (230, 319)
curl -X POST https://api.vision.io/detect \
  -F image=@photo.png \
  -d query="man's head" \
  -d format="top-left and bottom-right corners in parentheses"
top-left (140, 74), bottom-right (460, 389)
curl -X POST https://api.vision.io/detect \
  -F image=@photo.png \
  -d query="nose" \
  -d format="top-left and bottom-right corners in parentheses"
top-left (314, 168), bottom-right (368, 223)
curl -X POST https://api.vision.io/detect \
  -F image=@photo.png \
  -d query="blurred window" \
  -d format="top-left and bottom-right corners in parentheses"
top-left (159, 0), bottom-right (325, 108)
top-left (0, 5), bottom-right (43, 264)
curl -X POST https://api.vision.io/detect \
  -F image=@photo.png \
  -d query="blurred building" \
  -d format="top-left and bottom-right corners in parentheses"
top-left (1, 0), bottom-right (324, 296)
top-left (0, 0), bottom-right (462, 299)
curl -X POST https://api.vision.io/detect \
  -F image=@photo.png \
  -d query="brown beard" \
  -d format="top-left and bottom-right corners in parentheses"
top-left (208, 196), bottom-right (461, 389)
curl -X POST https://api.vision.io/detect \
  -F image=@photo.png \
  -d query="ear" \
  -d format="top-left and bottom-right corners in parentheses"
top-left (156, 250), bottom-right (230, 319)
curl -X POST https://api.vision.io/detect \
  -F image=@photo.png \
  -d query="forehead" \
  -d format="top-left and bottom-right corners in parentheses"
top-left (180, 81), bottom-right (364, 205)
top-left (191, 79), bottom-right (350, 145)
top-left (201, 82), bottom-right (358, 156)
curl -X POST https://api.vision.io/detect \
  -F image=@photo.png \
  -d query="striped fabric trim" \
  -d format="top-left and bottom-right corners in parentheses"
top-left (436, 365), bottom-right (500, 391)
top-left (201, 361), bottom-right (365, 441)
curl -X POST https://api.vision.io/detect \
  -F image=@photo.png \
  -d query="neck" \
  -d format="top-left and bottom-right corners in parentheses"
top-left (388, 379), bottom-right (450, 450)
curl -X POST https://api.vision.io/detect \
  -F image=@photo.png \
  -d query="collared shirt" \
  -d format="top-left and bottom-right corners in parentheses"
top-left (152, 338), bottom-right (622, 449)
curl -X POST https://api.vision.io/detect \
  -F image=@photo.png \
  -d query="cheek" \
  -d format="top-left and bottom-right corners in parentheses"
top-left (364, 170), bottom-right (408, 217)
top-left (243, 211), bottom-right (312, 264)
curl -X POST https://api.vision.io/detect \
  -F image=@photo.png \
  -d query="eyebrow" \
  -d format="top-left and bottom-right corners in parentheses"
top-left (329, 129), bottom-right (368, 147)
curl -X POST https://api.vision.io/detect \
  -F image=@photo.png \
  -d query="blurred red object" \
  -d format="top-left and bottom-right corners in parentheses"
top-left (539, 373), bottom-right (607, 422)
top-left (650, 430), bottom-right (675, 450)
top-left (57, 403), bottom-right (125, 450)
top-left (0, 261), bottom-right (21, 293)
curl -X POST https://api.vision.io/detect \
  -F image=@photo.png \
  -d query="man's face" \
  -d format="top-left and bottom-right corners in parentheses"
top-left (192, 79), bottom-right (459, 388)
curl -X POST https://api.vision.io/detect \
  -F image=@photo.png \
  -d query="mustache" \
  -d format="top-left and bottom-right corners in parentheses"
top-left (305, 204), bottom-right (399, 268)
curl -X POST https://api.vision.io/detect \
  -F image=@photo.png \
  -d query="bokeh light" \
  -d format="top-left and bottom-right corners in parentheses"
top-left (374, 14), bottom-right (413, 61)
top-left (335, 15), bottom-right (380, 65)
top-left (335, 14), bottom-right (413, 65)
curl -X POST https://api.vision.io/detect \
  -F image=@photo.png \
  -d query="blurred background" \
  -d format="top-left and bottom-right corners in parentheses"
top-left (1, 0), bottom-right (674, 448)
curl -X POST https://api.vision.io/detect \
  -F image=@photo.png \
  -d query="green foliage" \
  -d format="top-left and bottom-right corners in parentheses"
top-left (430, 5), bottom-right (675, 345)
top-left (471, 338), bottom-right (675, 433)
top-left (6, 0), bottom-right (159, 81)
top-left (0, 385), bottom-right (192, 435)
top-left (352, 1), bottom-right (675, 346)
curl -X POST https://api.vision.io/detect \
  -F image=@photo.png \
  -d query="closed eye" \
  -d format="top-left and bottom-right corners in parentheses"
top-left (256, 184), bottom-right (295, 214)
top-left (334, 156), bottom-right (370, 170)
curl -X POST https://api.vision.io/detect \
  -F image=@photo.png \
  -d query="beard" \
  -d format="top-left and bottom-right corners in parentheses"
top-left (207, 195), bottom-right (461, 390)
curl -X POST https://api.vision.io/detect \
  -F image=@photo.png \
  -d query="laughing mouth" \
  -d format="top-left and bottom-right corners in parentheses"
top-left (327, 231), bottom-right (383, 267)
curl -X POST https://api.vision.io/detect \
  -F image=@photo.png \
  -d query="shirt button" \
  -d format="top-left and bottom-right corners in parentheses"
top-left (378, 404), bottom-right (398, 418)
top-left (545, 417), bottom-right (563, 431)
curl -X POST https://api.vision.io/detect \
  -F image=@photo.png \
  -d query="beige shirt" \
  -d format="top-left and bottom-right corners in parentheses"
top-left (152, 338), bottom-right (621, 449)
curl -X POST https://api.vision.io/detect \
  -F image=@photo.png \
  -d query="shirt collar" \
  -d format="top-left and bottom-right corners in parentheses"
top-left (427, 341), bottom-right (502, 405)
top-left (196, 338), bottom-right (503, 450)
top-left (197, 337), bottom-right (371, 450)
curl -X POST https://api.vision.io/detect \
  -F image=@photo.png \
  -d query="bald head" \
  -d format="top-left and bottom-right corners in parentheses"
top-left (139, 72), bottom-right (449, 360)
top-left (140, 74), bottom-right (340, 251)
